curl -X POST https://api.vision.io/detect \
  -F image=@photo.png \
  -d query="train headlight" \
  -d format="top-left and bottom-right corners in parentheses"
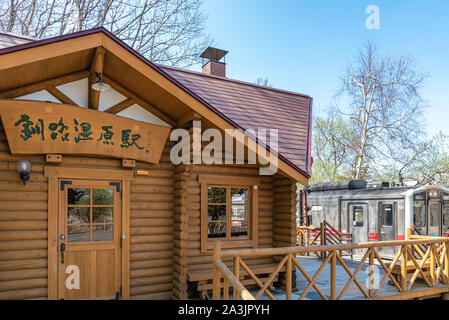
top-left (429, 191), bottom-right (439, 198)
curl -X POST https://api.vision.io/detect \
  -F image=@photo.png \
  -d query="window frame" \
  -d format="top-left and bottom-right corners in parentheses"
top-left (381, 204), bottom-right (394, 227)
top-left (199, 174), bottom-right (260, 252)
top-left (352, 205), bottom-right (364, 227)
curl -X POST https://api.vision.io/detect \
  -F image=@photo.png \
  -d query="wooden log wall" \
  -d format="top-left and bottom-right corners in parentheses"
top-left (273, 175), bottom-right (297, 248)
top-left (0, 123), bottom-right (48, 300)
top-left (129, 144), bottom-right (174, 300)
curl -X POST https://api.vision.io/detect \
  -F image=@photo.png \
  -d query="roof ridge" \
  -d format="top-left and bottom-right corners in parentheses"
top-left (159, 64), bottom-right (311, 99)
top-left (0, 31), bottom-right (37, 41)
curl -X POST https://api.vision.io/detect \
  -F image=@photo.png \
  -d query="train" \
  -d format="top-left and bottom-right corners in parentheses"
top-left (300, 180), bottom-right (449, 257)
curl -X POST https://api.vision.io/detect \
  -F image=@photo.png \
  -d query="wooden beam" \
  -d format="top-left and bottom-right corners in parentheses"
top-left (122, 159), bottom-right (136, 168)
top-left (88, 47), bottom-right (105, 110)
top-left (103, 75), bottom-right (176, 127)
top-left (46, 86), bottom-right (78, 106)
top-left (0, 70), bottom-right (89, 99)
top-left (176, 110), bottom-right (201, 128)
top-left (46, 154), bottom-right (62, 163)
top-left (104, 99), bottom-right (135, 114)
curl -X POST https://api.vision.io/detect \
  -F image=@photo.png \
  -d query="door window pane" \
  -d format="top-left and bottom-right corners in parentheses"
top-left (68, 207), bottom-right (90, 224)
top-left (430, 202), bottom-right (440, 227)
top-left (413, 201), bottom-right (426, 227)
top-left (208, 205), bottom-right (226, 221)
top-left (231, 188), bottom-right (248, 204)
top-left (353, 206), bottom-right (364, 227)
top-left (208, 222), bottom-right (226, 238)
top-left (68, 188), bottom-right (90, 205)
top-left (92, 189), bottom-right (114, 205)
top-left (92, 207), bottom-right (113, 223)
top-left (382, 204), bottom-right (393, 227)
top-left (92, 224), bottom-right (113, 242)
top-left (208, 187), bottom-right (226, 203)
top-left (68, 225), bottom-right (90, 242)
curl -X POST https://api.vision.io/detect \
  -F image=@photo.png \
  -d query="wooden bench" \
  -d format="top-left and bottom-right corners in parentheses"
top-left (387, 260), bottom-right (431, 284)
top-left (187, 263), bottom-right (286, 299)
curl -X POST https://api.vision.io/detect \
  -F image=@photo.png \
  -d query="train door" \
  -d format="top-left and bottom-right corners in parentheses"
top-left (378, 202), bottom-right (396, 256)
top-left (442, 199), bottom-right (449, 236)
top-left (349, 203), bottom-right (368, 255)
top-left (428, 200), bottom-right (441, 236)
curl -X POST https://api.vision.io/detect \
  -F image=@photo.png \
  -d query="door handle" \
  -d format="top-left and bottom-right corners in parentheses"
top-left (60, 242), bottom-right (66, 264)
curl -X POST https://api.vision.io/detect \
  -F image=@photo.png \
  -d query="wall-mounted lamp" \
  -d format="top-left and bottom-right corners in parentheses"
top-left (16, 160), bottom-right (32, 185)
top-left (91, 72), bottom-right (111, 93)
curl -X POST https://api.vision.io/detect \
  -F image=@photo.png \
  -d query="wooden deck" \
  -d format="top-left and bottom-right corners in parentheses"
top-left (250, 256), bottom-right (449, 300)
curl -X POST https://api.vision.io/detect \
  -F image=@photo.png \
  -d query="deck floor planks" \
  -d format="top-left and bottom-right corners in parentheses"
top-left (248, 256), bottom-right (449, 300)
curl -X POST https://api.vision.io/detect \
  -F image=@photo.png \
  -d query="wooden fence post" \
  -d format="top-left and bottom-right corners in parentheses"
top-left (330, 251), bottom-right (336, 300)
top-left (213, 240), bottom-right (222, 300)
top-left (369, 248), bottom-right (374, 297)
top-left (445, 242), bottom-right (449, 284)
top-left (430, 244), bottom-right (436, 286)
top-left (233, 256), bottom-right (240, 300)
top-left (407, 228), bottom-right (412, 240)
top-left (320, 222), bottom-right (326, 259)
top-left (286, 254), bottom-right (292, 300)
top-left (401, 246), bottom-right (407, 292)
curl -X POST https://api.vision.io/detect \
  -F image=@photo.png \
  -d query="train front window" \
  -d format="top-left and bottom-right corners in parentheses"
top-left (353, 206), bottom-right (364, 227)
top-left (381, 204), bottom-right (393, 227)
top-left (413, 194), bottom-right (426, 228)
top-left (430, 202), bottom-right (440, 227)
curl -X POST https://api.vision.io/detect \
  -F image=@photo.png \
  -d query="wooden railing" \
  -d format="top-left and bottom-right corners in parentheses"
top-left (297, 221), bottom-right (353, 259)
top-left (212, 235), bottom-right (449, 300)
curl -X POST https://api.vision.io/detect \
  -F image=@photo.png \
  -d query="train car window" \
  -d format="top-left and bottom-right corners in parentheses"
top-left (443, 203), bottom-right (449, 229)
top-left (430, 202), bottom-right (440, 227)
top-left (353, 206), bottom-right (364, 227)
top-left (381, 204), bottom-right (393, 226)
top-left (413, 200), bottom-right (426, 227)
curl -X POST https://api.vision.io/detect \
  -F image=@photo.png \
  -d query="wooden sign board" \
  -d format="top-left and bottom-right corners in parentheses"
top-left (0, 100), bottom-right (171, 164)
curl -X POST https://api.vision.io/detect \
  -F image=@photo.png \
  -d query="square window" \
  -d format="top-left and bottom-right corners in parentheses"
top-left (208, 205), bottom-right (226, 221)
top-left (353, 206), bottom-right (364, 227)
top-left (208, 187), bottom-right (226, 203)
top-left (208, 222), bottom-right (226, 238)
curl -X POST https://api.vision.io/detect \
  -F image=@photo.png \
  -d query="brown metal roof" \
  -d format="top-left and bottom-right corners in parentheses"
top-left (161, 65), bottom-right (312, 176)
top-left (0, 28), bottom-right (312, 179)
top-left (0, 32), bottom-right (34, 49)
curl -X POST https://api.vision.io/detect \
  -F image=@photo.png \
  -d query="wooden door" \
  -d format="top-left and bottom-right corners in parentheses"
top-left (57, 179), bottom-right (122, 300)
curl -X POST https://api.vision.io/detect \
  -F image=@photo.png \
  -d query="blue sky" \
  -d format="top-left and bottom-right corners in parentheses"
top-left (194, 0), bottom-right (449, 137)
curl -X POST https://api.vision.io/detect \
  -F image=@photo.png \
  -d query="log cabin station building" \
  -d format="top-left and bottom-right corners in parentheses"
top-left (0, 28), bottom-right (312, 300)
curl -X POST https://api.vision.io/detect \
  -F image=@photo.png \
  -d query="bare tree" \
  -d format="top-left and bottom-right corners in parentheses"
top-left (0, 0), bottom-right (213, 67)
top-left (311, 110), bottom-right (355, 183)
top-left (255, 77), bottom-right (272, 87)
top-left (400, 133), bottom-right (449, 185)
top-left (333, 41), bottom-right (428, 179)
